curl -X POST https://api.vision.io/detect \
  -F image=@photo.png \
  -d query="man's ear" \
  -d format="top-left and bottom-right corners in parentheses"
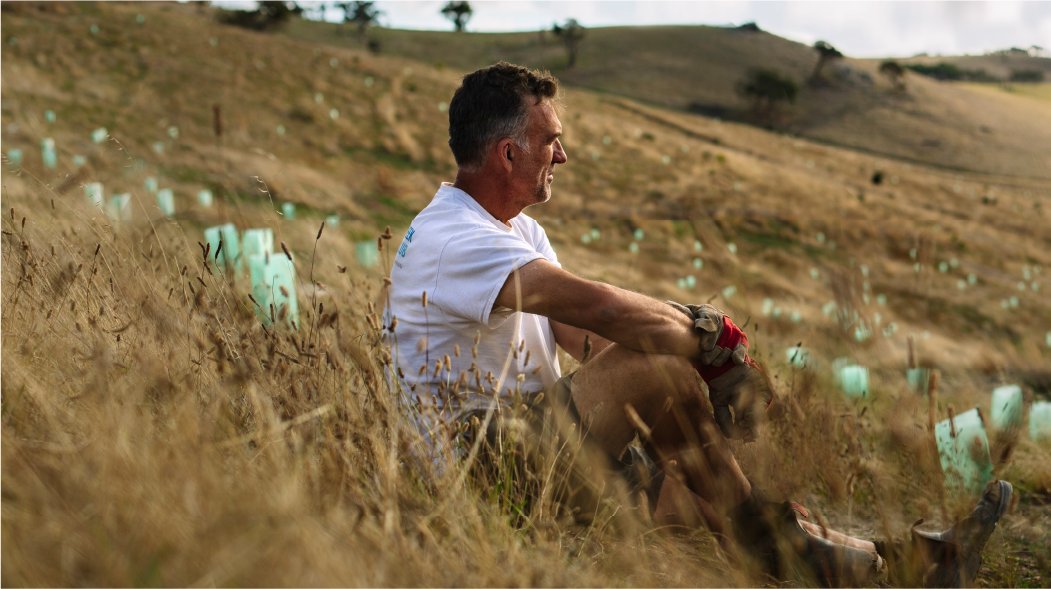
top-left (495, 138), bottom-right (515, 172)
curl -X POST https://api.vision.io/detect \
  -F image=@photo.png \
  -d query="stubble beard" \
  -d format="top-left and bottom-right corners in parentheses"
top-left (535, 183), bottom-right (551, 204)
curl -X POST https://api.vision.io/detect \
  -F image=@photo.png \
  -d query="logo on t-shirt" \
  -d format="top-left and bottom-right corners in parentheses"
top-left (398, 226), bottom-right (415, 258)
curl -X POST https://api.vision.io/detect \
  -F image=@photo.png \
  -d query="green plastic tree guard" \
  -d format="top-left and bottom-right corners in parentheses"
top-left (144, 177), bottom-right (158, 193)
top-left (242, 228), bottom-right (273, 260)
top-left (247, 253), bottom-right (271, 322)
top-left (838, 364), bottom-right (869, 399)
top-left (786, 346), bottom-right (809, 368)
top-left (1030, 402), bottom-right (1051, 441)
top-left (155, 188), bottom-right (175, 217)
top-left (198, 189), bottom-right (213, 207)
top-left (7, 148), bottom-right (23, 166)
top-left (108, 193), bottom-right (131, 222)
top-left (41, 138), bottom-right (57, 169)
top-left (84, 182), bottom-right (104, 209)
top-left (220, 224), bottom-right (241, 271)
top-left (245, 252), bottom-right (298, 328)
top-left (907, 368), bottom-right (931, 395)
top-left (935, 408), bottom-right (993, 494)
top-left (91, 128), bottom-right (108, 144)
top-left (355, 241), bottom-right (379, 268)
top-left (204, 225), bottom-right (230, 273)
top-left (266, 254), bottom-right (299, 328)
top-left (281, 202), bottom-right (296, 220)
top-left (325, 215), bottom-right (340, 227)
top-left (989, 385), bottom-right (1023, 431)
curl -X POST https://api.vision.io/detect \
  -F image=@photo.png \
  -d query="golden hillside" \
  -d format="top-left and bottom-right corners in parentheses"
top-left (285, 19), bottom-right (1051, 181)
top-left (2, 3), bottom-right (1050, 586)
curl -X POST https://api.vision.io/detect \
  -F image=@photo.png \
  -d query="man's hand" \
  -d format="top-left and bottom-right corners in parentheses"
top-left (666, 302), bottom-right (746, 367)
top-left (668, 301), bottom-right (773, 440)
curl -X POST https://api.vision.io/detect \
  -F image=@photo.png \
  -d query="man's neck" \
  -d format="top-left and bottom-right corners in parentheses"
top-left (453, 170), bottom-right (517, 226)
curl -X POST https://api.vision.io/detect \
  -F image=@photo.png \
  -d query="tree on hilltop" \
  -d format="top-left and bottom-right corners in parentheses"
top-left (337, 1), bottom-right (383, 36)
top-left (737, 68), bottom-right (798, 124)
top-left (441, 1), bottom-right (473, 32)
top-left (219, 1), bottom-right (302, 31)
top-left (810, 40), bottom-right (843, 84)
top-left (879, 60), bottom-right (907, 92)
top-left (552, 18), bottom-right (586, 68)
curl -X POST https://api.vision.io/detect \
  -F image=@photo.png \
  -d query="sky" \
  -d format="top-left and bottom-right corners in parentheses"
top-left (299, 1), bottom-right (1051, 58)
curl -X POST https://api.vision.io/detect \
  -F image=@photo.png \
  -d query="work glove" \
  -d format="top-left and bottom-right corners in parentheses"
top-left (668, 301), bottom-right (774, 441)
top-left (666, 302), bottom-right (745, 367)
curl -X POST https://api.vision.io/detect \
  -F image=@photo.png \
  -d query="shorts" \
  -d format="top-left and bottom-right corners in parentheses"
top-left (454, 371), bottom-right (662, 517)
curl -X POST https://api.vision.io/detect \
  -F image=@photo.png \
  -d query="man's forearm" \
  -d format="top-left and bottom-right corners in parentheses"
top-left (497, 260), bottom-right (702, 358)
top-left (579, 282), bottom-right (701, 357)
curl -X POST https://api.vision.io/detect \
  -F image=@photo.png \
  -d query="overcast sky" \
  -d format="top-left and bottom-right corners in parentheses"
top-left (283, 0), bottom-right (1050, 58)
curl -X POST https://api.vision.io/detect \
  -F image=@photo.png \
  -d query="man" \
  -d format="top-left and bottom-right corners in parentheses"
top-left (385, 62), bottom-right (1011, 587)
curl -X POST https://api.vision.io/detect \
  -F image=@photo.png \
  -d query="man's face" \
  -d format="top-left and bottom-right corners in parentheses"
top-left (510, 99), bottom-right (567, 208)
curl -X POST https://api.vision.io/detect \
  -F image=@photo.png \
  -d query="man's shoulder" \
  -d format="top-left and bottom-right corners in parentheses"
top-left (416, 188), bottom-right (491, 229)
top-left (415, 200), bottom-right (529, 252)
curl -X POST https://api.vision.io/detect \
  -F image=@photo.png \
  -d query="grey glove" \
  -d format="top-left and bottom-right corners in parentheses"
top-left (667, 301), bottom-right (741, 367)
top-left (667, 300), bottom-right (772, 441)
top-left (706, 360), bottom-right (773, 441)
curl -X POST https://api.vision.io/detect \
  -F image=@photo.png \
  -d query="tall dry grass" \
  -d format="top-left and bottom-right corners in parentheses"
top-left (0, 182), bottom-right (745, 586)
top-left (4, 170), bottom-right (1048, 586)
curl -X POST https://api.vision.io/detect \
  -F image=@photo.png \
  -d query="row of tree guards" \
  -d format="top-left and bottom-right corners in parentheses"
top-left (9, 128), bottom-right (386, 332)
top-left (202, 225), bottom-right (300, 327)
top-left (198, 220), bottom-right (380, 329)
top-left (786, 340), bottom-right (1050, 496)
top-left (576, 221), bottom-right (1042, 347)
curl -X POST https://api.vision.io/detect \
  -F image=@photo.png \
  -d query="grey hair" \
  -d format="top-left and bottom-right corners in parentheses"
top-left (457, 110), bottom-right (530, 173)
top-left (447, 62), bottom-right (558, 171)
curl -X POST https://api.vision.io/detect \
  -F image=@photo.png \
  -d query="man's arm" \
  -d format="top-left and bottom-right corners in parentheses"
top-left (495, 259), bottom-right (700, 357)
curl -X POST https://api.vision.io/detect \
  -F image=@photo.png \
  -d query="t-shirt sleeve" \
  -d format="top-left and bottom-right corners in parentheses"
top-left (533, 224), bottom-right (560, 268)
top-left (431, 226), bottom-right (546, 327)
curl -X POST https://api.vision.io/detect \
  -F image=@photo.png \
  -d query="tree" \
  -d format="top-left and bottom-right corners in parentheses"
top-left (440, 1), bottom-right (472, 32)
top-left (219, 1), bottom-right (302, 31)
top-left (879, 60), bottom-right (906, 92)
top-left (552, 18), bottom-right (586, 68)
top-left (737, 68), bottom-right (798, 123)
top-left (810, 40), bottom-right (843, 84)
top-left (337, 1), bottom-right (382, 36)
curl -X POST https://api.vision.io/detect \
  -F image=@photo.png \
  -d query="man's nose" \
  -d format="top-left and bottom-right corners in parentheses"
top-left (552, 139), bottom-right (567, 165)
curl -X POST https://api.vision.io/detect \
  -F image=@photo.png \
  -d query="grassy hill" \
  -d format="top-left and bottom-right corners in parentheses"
top-left (2, 3), bottom-right (1050, 586)
top-left (284, 19), bottom-right (1051, 181)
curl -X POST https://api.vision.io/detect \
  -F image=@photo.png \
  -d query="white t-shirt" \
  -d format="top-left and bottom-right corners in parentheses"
top-left (385, 183), bottom-right (562, 421)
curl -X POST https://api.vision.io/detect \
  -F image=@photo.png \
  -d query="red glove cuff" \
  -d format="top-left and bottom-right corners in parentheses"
top-left (694, 315), bottom-right (749, 382)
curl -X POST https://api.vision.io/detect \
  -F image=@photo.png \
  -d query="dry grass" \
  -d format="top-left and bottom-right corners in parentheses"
top-left (4, 182), bottom-right (1046, 586)
top-left (0, 169), bottom-right (744, 587)
top-left (2, 2), bottom-right (1051, 586)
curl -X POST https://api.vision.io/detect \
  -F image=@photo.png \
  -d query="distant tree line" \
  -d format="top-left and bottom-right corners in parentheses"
top-left (1009, 70), bottom-right (1045, 83)
top-left (217, 1), bottom-right (477, 35)
top-left (903, 62), bottom-right (998, 82)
